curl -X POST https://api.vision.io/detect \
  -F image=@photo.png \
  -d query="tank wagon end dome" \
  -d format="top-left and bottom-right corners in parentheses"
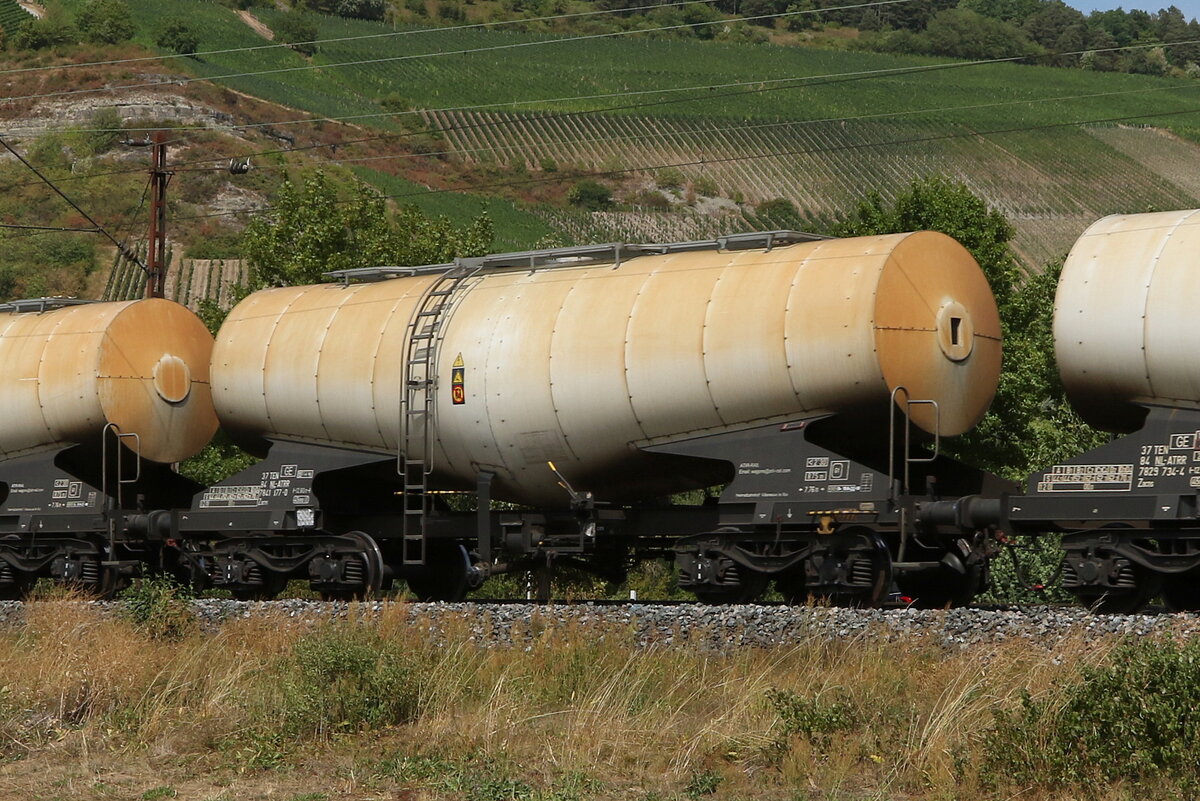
top-left (0, 298), bottom-right (218, 463)
top-left (872, 230), bottom-right (1002, 436)
top-left (1055, 208), bottom-right (1200, 433)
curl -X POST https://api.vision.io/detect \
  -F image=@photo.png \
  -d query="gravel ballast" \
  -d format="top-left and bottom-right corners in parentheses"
top-left (3, 600), bottom-right (1199, 649)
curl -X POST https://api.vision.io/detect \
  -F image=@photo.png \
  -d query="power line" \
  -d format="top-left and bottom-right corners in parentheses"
top-left (0, 135), bottom-right (148, 272)
top-left (175, 103), bottom-right (1200, 223)
top-left (0, 222), bottom-right (102, 232)
top-left (0, 0), bottom-right (924, 108)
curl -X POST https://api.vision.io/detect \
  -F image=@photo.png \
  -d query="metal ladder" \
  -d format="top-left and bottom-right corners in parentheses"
top-left (887, 386), bottom-right (940, 562)
top-left (399, 265), bottom-right (479, 565)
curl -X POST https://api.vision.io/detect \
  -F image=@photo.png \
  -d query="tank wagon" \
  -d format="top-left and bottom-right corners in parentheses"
top-left (171, 230), bottom-right (1006, 604)
top-left (979, 209), bottom-right (1200, 612)
top-left (0, 298), bottom-right (217, 597)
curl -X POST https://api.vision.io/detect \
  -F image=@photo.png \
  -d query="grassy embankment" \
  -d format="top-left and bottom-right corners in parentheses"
top-left (4, 587), bottom-right (1200, 800)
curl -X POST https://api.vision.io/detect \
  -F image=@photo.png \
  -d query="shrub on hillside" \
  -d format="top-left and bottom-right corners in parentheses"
top-left (754, 197), bottom-right (803, 228)
top-left (567, 180), bottom-right (614, 211)
top-left (156, 17), bottom-right (200, 55)
top-left (76, 0), bottom-right (135, 45)
top-left (336, 0), bottom-right (387, 20)
top-left (274, 11), bottom-right (319, 55)
top-left (10, 11), bottom-right (77, 49)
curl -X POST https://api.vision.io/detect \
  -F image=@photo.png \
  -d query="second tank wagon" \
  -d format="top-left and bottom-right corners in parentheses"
top-left (211, 230), bottom-right (1000, 506)
top-left (181, 230), bottom-right (1004, 604)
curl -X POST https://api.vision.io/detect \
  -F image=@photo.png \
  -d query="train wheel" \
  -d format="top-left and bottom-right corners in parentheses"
top-left (1074, 563), bottom-right (1160, 614)
top-left (692, 569), bottom-right (769, 604)
top-left (1162, 575), bottom-right (1200, 612)
top-left (0, 563), bottom-right (34, 600)
top-left (813, 527), bottom-right (891, 607)
top-left (404, 542), bottom-right (472, 602)
top-left (231, 570), bottom-right (289, 601)
top-left (316, 531), bottom-right (385, 601)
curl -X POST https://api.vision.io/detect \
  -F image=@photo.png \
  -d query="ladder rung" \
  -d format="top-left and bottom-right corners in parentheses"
top-left (417, 306), bottom-right (445, 317)
top-left (428, 288), bottom-right (454, 297)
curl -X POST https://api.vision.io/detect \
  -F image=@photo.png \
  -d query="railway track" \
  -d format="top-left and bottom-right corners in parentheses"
top-left (2, 599), bottom-right (1197, 649)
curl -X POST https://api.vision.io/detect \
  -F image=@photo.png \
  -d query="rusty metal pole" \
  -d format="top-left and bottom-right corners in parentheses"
top-left (146, 131), bottom-right (169, 299)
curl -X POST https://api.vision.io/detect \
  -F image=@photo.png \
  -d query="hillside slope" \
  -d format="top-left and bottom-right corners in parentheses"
top-left (6, 0), bottom-right (1200, 288)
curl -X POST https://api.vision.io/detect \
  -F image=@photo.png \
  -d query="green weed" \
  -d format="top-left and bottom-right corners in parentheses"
top-left (116, 574), bottom-right (198, 640)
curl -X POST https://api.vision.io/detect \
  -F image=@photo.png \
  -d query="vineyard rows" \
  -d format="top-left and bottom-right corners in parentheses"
top-left (103, 244), bottom-right (247, 311)
top-left (0, 0), bottom-right (31, 34)
top-left (1085, 124), bottom-right (1200, 201)
top-left (427, 109), bottom-right (1200, 265)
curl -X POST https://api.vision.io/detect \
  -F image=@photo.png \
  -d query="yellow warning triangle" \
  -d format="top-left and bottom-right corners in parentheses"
top-left (452, 353), bottom-right (465, 368)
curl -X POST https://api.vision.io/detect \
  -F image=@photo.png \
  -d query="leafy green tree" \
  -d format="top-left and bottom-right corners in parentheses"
top-left (156, 17), bottom-right (200, 55)
top-left (10, 9), bottom-right (77, 49)
top-left (274, 11), bottom-right (319, 55)
top-left (834, 175), bottom-right (1103, 480)
top-left (241, 170), bottom-right (493, 288)
top-left (753, 197), bottom-right (803, 228)
top-left (75, 0), bottom-right (135, 44)
top-left (922, 8), bottom-right (1038, 59)
top-left (70, 106), bottom-right (123, 157)
top-left (959, 0), bottom-right (1045, 24)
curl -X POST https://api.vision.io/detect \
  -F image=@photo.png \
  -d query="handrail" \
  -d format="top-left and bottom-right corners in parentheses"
top-left (325, 230), bottom-right (831, 283)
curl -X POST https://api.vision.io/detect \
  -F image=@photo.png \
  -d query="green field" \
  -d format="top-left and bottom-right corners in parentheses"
top-left (48, 0), bottom-right (1200, 265)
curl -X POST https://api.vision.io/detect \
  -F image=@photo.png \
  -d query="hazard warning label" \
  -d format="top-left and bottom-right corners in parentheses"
top-left (451, 353), bottom-right (465, 405)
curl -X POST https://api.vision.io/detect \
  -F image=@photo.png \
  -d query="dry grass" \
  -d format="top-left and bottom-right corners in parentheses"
top-left (0, 601), bottom-right (1150, 801)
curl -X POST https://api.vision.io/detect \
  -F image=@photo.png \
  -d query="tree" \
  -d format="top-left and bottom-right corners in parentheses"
top-left (10, 9), bottom-right (77, 49)
top-left (75, 0), bottom-right (135, 45)
top-left (834, 175), bottom-right (1103, 479)
top-left (922, 7), bottom-right (1038, 59)
top-left (959, 0), bottom-right (1045, 25)
top-left (241, 171), bottom-right (493, 288)
top-left (753, 197), bottom-right (803, 228)
top-left (274, 11), bottom-right (320, 56)
top-left (335, 0), bottom-right (387, 19)
top-left (156, 17), bottom-right (200, 56)
top-left (566, 180), bottom-right (614, 211)
top-left (1022, 0), bottom-right (1085, 49)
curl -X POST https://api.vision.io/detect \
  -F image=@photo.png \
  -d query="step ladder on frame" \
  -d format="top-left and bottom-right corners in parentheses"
top-left (399, 265), bottom-right (480, 565)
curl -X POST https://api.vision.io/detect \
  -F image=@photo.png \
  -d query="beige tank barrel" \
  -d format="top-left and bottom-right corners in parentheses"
top-left (1056, 208), bottom-right (1200, 432)
top-left (212, 231), bottom-right (1001, 505)
top-left (0, 298), bottom-right (219, 464)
